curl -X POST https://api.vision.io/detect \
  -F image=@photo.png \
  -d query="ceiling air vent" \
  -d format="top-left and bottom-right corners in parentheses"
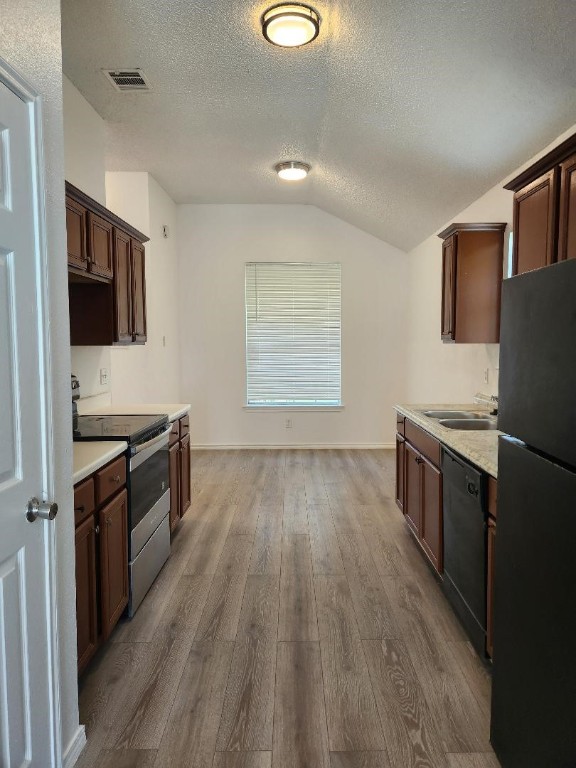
top-left (102, 69), bottom-right (151, 92)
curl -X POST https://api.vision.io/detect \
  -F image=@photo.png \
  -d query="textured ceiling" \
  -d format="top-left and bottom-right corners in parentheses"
top-left (62, 0), bottom-right (576, 251)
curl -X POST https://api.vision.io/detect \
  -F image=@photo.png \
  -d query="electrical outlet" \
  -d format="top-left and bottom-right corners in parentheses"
top-left (285, 418), bottom-right (292, 429)
top-left (162, 225), bottom-right (169, 238)
top-left (99, 368), bottom-right (109, 386)
top-left (484, 368), bottom-right (490, 384)
top-left (162, 335), bottom-right (166, 347)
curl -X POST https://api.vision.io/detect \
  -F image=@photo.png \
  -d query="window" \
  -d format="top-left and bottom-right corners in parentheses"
top-left (245, 262), bottom-right (341, 407)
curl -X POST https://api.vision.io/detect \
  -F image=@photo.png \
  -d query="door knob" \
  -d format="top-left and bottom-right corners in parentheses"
top-left (26, 497), bottom-right (58, 522)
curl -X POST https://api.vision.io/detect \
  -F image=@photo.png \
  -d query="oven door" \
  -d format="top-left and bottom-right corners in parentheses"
top-left (129, 427), bottom-right (171, 558)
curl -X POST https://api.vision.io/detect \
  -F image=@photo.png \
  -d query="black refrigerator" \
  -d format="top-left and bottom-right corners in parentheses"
top-left (491, 258), bottom-right (576, 768)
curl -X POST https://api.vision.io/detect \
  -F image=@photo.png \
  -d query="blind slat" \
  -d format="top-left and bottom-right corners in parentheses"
top-left (245, 262), bottom-right (342, 406)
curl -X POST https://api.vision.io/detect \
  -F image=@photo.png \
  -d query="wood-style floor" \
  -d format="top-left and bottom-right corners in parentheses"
top-left (76, 449), bottom-right (500, 768)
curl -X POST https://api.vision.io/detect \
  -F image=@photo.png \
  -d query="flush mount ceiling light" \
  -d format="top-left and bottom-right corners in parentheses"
top-left (262, 4), bottom-right (320, 47)
top-left (275, 161), bottom-right (311, 181)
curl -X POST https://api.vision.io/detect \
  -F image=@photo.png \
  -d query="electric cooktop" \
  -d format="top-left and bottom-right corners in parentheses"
top-left (73, 414), bottom-right (169, 446)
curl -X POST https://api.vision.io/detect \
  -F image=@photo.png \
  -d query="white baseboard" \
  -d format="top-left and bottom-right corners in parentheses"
top-left (62, 725), bottom-right (86, 768)
top-left (191, 443), bottom-right (395, 450)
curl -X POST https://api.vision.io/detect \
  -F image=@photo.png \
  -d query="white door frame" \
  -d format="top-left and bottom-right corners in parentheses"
top-left (0, 55), bottom-right (62, 766)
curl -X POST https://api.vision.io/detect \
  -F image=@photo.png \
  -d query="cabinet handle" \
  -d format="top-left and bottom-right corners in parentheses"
top-left (110, 475), bottom-right (121, 484)
top-left (467, 482), bottom-right (479, 497)
top-left (94, 525), bottom-right (100, 535)
top-left (74, 505), bottom-right (85, 514)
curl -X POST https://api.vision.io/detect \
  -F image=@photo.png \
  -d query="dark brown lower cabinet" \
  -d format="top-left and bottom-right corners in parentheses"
top-left (74, 457), bottom-right (128, 674)
top-left (75, 515), bottom-right (99, 674)
top-left (169, 441), bottom-right (180, 532)
top-left (420, 457), bottom-right (443, 573)
top-left (99, 489), bottom-right (129, 640)
top-left (395, 433), bottom-right (405, 511)
top-left (397, 418), bottom-right (443, 575)
top-left (404, 442), bottom-right (422, 537)
top-left (168, 415), bottom-right (192, 531)
top-left (487, 517), bottom-right (497, 658)
top-left (180, 433), bottom-right (191, 515)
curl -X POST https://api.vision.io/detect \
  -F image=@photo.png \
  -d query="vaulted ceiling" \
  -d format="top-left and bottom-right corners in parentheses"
top-left (62, 0), bottom-right (576, 250)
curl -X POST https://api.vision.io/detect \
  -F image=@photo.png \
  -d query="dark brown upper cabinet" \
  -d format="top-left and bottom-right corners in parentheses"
top-left (559, 153), bottom-right (576, 262)
top-left (438, 223), bottom-right (507, 343)
top-left (66, 181), bottom-right (149, 346)
top-left (113, 229), bottom-right (133, 344)
top-left (66, 197), bottom-right (88, 272)
top-left (512, 169), bottom-right (559, 275)
top-left (505, 134), bottom-right (576, 275)
top-left (87, 211), bottom-right (114, 280)
top-left (441, 234), bottom-right (456, 339)
top-left (131, 240), bottom-right (147, 344)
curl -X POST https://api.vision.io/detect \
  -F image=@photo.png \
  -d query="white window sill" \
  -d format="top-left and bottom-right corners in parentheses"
top-left (244, 405), bottom-right (345, 412)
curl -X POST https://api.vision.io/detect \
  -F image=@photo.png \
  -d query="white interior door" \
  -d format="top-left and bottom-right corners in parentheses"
top-left (0, 72), bottom-right (59, 766)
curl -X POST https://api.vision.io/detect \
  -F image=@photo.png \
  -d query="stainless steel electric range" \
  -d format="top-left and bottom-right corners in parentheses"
top-left (73, 413), bottom-right (172, 616)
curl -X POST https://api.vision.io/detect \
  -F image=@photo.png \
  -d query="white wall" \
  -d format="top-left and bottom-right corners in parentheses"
top-left (106, 172), bottom-right (182, 404)
top-left (62, 77), bottom-right (182, 404)
top-left (63, 76), bottom-right (113, 397)
top-left (62, 75), bottom-right (106, 204)
top-left (405, 185), bottom-right (509, 402)
top-left (1, 2), bottom-right (81, 760)
top-left (177, 204), bottom-right (408, 447)
top-left (405, 122), bottom-right (576, 404)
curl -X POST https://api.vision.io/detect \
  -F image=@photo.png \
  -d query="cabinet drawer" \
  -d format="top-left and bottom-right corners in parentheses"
top-left (95, 456), bottom-right (127, 506)
top-left (179, 414), bottom-right (190, 439)
top-left (74, 477), bottom-right (95, 527)
top-left (396, 413), bottom-right (405, 436)
top-left (169, 420), bottom-right (180, 447)
top-left (488, 476), bottom-right (498, 519)
top-left (404, 419), bottom-right (441, 467)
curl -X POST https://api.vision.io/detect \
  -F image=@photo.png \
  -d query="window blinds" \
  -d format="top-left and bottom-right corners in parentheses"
top-left (245, 262), bottom-right (342, 406)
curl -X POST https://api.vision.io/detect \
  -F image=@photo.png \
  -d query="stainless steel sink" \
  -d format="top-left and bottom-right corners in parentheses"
top-left (422, 410), bottom-right (485, 420)
top-left (438, 418), bottom-right (498, 431)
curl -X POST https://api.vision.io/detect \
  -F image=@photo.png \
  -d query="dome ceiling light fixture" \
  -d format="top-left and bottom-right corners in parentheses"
top-left (275, 161), bottom-right (311, 181)
top-left (261, 3), bottom-right (320, 48)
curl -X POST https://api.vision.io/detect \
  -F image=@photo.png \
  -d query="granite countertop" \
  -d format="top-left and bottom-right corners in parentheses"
top-left (395, 403), bottom-right (501, 478)
top-left (73, 441), bottom-right (128, 485)
top-left (81, 402), bottom-right (191, 422)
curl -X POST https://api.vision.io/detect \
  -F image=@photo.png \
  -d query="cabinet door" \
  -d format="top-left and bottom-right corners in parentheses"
top-left (75, 514), bottom-right (99, 674)
top-left (180, 434), bottom-right (191, 517)
top-left (169, 441), bottom-right (181, 531)
top-left (113, 229), bottom-right (133, 343)
top-left (99, 489), bottom-right (129, 640)
top-left (131, 240), bottom-right (147, 343)
top-left (404, 442), bottom-right (421, 536)
top-left (441, 235), bottom-right (456, 340)
top-left (420, 456), bottom-right (443, 573)
top-left (87, 211), bottom-right (114, 279)
top-left (512, 168), bottom-right (559, 275)
top-left (395, 433), bottom-right (405, 511)
top-left (66, 196), bottom-right (88, 271)
top-left (558, 153), bottom-right (576, 262)
top-left (486, 518), bottom-right (496, 658)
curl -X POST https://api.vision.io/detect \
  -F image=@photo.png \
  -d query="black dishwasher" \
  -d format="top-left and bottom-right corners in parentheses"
top-left (441, 447), bottom-right (488, 657)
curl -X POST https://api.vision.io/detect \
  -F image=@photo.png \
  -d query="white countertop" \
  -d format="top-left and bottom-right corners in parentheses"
top-left (81, 402), bottom-right (191, 423)
top-left (395, 403), bottom-right (500, 478)
top-left (73, 441), bottom-right (128, 485)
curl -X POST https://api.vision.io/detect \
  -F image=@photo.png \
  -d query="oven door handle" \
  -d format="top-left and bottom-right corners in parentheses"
top-left (130, 426), bottom-right (172, 471)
